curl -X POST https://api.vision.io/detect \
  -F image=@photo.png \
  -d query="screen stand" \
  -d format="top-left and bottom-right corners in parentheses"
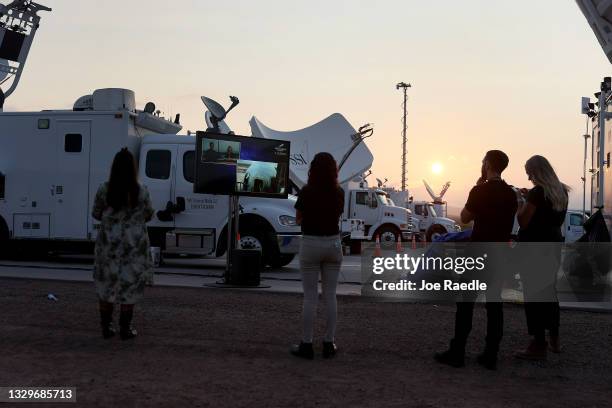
top-left (225, 194), bottom-right (240, 279)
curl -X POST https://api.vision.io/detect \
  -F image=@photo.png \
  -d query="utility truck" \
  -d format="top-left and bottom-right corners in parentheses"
top-left (380, 180), bottom-right (459, 241)
top-left (251, 115), bottom-right (416, 246)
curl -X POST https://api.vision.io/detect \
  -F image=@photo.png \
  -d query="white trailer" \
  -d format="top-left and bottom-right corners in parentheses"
top-left (0, 88), bottom-right (301, 267)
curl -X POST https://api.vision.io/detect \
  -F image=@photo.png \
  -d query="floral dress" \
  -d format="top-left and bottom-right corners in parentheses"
top-left (92, 183), bottom-right (155, 304)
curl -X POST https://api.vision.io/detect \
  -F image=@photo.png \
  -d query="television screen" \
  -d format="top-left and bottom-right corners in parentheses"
top-left (194, 131), bottom-right (290, 198)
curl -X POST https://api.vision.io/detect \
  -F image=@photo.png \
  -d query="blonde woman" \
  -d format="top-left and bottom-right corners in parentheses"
top-left (515, 155), bottom-right (570, 360)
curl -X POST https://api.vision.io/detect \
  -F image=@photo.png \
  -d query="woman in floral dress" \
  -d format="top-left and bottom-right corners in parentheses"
top-left (92, 148), bottom-right (154, 340)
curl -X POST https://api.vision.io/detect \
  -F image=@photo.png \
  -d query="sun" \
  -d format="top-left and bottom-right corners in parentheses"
top-left (431, 162), bottom-right (443, 174)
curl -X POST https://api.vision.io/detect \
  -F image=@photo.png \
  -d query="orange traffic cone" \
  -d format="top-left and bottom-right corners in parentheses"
top-left (396, 235), bottom-right (403, 253)
top-left (373, 235), bottom-right (382, 257)
top-left (411, 234), bottom-right (417, 250)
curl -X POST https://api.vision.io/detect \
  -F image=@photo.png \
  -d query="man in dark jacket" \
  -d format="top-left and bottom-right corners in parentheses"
top-left (435, 150), bottom-right (517, 370)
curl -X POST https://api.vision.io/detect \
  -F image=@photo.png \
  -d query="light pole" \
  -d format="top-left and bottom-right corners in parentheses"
top-left (396, 82), bottom-right (411, 192)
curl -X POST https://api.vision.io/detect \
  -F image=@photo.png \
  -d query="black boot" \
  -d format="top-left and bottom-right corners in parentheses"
top-left (290, 342), bottom-right (314, 360)
top-left (322, 342), bottom-right (338, 359)
top-left (477, 348), bottom-right (498, 370)
top-left (434, 339), bottom-right (465, 368)
top-left (99, 302), bottom-right (115, 339)
top-left (119, 307), bottom-right (138, 340)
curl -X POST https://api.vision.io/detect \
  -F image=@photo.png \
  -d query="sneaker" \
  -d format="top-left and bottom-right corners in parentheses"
top-left (515, 340), bottom-right (547, 361)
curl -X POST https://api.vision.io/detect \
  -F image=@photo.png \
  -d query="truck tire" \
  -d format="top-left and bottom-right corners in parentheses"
top-left (426, 224), bottom-right (447, 242)
top-left (374, 225), bottom-right (401, 247)
top-left (238, 227), bottom-right (276, 268)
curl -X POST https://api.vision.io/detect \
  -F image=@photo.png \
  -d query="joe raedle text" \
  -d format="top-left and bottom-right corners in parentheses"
top-left (369, 253), bottom-right (488, 294)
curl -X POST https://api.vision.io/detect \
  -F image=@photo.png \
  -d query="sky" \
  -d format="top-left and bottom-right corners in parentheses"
top-left (5, 0), bottom-right (612, 209)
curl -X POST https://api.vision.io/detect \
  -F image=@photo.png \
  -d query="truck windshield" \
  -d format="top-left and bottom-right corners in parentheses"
top-left (377, 193), bottom-right (391, 206)
top-left (427, 205), bottom-right (438, 217)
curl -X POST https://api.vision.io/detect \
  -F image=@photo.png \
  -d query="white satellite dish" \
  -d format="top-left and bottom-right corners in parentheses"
top-left (423, 180), bottom-right (451, 203)
top-left (201, 96), bottom-right (227, 122)
top-left (250, 113), bottom-right (374, 188)
top-left (204, 111), bottom-right (231, 134)
top-left (0, 59), bottom-right (9, 82)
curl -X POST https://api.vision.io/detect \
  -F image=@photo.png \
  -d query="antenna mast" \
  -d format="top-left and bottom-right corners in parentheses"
top-left (396, 82), bottom-right (411, 191)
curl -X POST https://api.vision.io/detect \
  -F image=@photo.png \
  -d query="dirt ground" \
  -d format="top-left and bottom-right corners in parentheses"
top-left (0, 278), bottom-right (610, 408)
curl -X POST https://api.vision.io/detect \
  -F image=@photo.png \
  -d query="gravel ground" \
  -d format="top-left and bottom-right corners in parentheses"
top-left (0, 278), bottom-right (610, 407)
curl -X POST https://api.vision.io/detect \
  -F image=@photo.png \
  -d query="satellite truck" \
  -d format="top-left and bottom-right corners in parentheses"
top-left (576, 0), bottom-right (612, 235)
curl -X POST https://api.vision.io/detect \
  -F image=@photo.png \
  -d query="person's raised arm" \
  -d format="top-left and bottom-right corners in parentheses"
top-left (516, 188), bottom-right (537, 228)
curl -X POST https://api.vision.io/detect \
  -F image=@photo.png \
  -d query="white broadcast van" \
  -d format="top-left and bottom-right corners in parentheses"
top-left (0, 88), bottom-right (301, 267)
top-left (251, 115), bottom-right (416, 245)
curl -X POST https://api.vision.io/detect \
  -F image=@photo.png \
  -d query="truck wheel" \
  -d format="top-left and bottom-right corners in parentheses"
top-left (239, 228), bottom-right (276, 267)
top-left (270, 254), bottom-right (295, 268)
top-left (426, 224), bottom-right (447, 242)
top-left (374, 225), bottom-right (401, 247)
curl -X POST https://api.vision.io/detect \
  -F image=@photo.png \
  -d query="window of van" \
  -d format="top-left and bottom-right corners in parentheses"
top-left (64, 134), bottom-right (82, 153)
top-left (183, 151), bottom-right (195, 183)
top-left (146, 150), bottom-right (171, 180)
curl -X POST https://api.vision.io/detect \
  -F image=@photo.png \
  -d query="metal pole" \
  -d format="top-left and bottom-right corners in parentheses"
top-left (396, 82), bottom-right (411, 192)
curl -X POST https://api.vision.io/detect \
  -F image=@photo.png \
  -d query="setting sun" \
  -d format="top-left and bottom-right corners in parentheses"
top-left (431, 162), bottom-right (443, 175)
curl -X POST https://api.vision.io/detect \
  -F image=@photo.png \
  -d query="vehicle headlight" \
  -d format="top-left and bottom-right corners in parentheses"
top-left (454, 224), bottom-right (462, 231)
top-left (278, 215), bottom-right (297, 226)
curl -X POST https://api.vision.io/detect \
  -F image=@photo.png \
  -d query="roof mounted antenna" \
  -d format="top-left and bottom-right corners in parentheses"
top-left (0, 1), bottom-right (51, 109)
top-left (201, 95), bottom-right (239, 133)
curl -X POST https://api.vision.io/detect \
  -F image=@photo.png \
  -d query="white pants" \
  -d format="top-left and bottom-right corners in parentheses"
top-left (299, 235), bottom-right (343, 343)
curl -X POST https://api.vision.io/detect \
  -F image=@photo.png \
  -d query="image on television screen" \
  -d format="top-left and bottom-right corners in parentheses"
top-left (201, 138), bottom-right (241, 163)
top-left (194, 132), bottom-right (290, 198)
top-left (236, 160), bottom-right (288, 194)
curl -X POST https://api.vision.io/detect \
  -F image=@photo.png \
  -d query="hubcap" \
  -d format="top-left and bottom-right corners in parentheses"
top-left (381, 231), bottom-right (396, 243)
top-left (240, 235), bottom-right (263, 251)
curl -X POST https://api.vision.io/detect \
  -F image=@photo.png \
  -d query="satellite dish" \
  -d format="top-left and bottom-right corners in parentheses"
top-left (144, 102), bottom-right (156, 114)
top-left (201, 96), bottom-right (227, 121)
top-left (423, 180), bottom-right (438, 201)
top-left (204, 111), bottom-right (231, 134)
top-left (0, 59), bottom-right (9, 82)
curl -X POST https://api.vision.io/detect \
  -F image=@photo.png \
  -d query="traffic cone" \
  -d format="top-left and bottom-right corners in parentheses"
top-left (373, 235), bottom-right (382, 257)
top-left (396, 235), bottom-right (403, 253)
top-left (236, 233), bottom-right (241, 249)
top-left (411, 234), bottom-right (417, 250)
